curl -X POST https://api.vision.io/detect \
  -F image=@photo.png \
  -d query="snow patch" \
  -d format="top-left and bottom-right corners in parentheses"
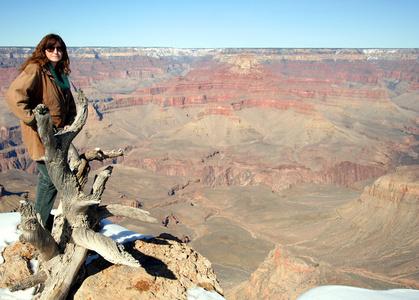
top-left (297, 285), bottom-right (419, 300)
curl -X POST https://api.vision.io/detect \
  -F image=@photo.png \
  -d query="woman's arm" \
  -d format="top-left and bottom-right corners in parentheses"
top-left (6, 65), bottom-right (43, 126)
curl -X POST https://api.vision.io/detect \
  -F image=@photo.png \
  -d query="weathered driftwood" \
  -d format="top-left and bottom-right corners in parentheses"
top-left (12, 90), bottom-right (157, 299)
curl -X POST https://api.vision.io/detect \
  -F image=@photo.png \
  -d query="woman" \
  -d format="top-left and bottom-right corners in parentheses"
top-left (6, 34), bottom-right (77, 229)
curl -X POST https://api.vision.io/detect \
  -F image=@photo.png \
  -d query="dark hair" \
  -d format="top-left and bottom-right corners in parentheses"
top-left (20, 34), bottom-right (71, 75)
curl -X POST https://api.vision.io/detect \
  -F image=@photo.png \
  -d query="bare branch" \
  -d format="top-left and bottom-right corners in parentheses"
top-left (74, 197), bottom-right (101, 215)
top-left (33, 104), bottom-right (56, 157)
top-left (68, 143), bottom-right (91, 190)
top-left (38, 245), bottom-right (88, 300)
top-left (83, 148), bottom-right (124, 162)
top-left (69, 147), bottom-right (123, 191)
top-left (69, 89), bottom-right (89, 134)
top-left (9, 270), bottom-right (47, 292)
top-left (90, 166), bottom-right (113, 201)
top-left (33, 103), bottom-right (83, 201)
top-left (97, 204), bottom-right (158, 223)
top-left (53, 89), bottom-right (89, 148)
top-left (68, 143), bottom-right (82, 172)
top-left (19, 201), bottom-right (58, 261)
top-left (72, 228), bottom-right (141, 268)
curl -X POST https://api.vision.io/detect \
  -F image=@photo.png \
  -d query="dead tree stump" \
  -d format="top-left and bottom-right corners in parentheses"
top-left (10, 90), bottom-right (157, 299)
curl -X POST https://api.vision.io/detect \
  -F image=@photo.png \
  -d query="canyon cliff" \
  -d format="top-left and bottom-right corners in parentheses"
top-left (0, 47), bottom-right (418, 298)
top-left (230, 165), bottom-right (419, 299)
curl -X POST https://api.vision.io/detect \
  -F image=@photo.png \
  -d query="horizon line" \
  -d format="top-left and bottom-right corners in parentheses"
top-left (0, 46), bottom-right (418, 50)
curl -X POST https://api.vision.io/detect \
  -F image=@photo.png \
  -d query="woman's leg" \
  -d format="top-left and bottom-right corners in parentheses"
top-left (34, 161), bottom-right (57, 227)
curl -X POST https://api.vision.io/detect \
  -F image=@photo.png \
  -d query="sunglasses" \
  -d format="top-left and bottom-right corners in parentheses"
top-left (45, 46), bottom-right (63, 53)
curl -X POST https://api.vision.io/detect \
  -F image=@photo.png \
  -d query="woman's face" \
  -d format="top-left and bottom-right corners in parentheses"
top-left (45, 41), bottom-right (63, 67)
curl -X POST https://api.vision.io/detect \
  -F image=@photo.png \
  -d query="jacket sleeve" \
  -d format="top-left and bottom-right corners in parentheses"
top-left (6, 65), bottom-right (43, 126)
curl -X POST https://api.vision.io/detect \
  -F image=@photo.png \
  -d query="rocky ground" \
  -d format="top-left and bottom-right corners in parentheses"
top-left (0, 235), bottom-right (223, 299)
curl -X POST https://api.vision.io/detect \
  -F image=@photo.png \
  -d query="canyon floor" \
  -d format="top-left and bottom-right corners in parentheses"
top-left (0, 167), bottom-right (363, 293)
top-left (2, 164), bottom-right (418, 298)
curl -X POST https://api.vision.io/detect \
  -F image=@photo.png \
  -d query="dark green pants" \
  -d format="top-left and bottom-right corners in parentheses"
top-left (35, 161), bottom-right (57, 227)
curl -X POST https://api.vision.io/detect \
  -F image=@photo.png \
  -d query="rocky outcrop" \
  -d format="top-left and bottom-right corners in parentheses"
top-left (0, 242), bottom-right (37, 288)
top-left (361, 165), bottom-right (419, 203)
top-left (0, 126), bottom-right (36, 174)
top-left (0, 126), bottom-right (21, 142)
top-left (1, 236), bottom-right (223, 299)
top-left (121, 154), bottom-right (389, 191)
top-left (74, 237), bottom-right (222, 299)
top-left (0, 148), bottom-right (35, 174)
top-left (236, 246), bottom-right (361, 300)
top-left (0, 192), bottom-right (25, 213)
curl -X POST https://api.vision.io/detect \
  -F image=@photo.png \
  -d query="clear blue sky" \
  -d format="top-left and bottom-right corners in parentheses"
top-left (1, 0), bottom-right (418, 48)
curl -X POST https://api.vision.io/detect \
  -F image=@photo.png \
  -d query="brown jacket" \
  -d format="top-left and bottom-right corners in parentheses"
top-left (6, 63), bottom-right (77, 161)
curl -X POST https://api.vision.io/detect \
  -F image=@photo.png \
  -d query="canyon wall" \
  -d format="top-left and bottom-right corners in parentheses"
top-left (0, 45), bottom-right (418, 206)
top-left (0, 47), bottom-right (418, 297)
